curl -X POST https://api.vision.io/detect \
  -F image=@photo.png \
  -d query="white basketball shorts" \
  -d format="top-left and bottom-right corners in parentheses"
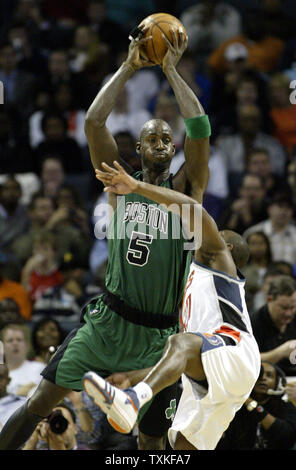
top-left (168, 331), bottom-right (261, 450)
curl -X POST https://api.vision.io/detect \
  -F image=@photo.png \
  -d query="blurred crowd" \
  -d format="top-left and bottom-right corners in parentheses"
top-left (1, 0), bottom-right (296, 450)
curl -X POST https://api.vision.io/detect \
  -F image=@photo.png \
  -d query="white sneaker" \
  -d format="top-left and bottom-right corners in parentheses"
top-left (83, 371), bottom-right (139, 434)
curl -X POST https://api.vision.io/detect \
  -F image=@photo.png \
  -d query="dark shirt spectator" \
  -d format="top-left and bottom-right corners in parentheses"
top-left (35, 49), bottom-right (91, 111)
top-left (251, 275), bottom-right (296, 377)
top-left (216, 361), bottom-right (296, 450)
top-left (34, 112), bottom-right (84, 174)
top-left (0, 176), bottom-right (29, 253)
top-left (0, 41), bottom-right (36, 118)
top-left (0, 106), bottom-right (35, 174)
top-left (219, 174), bottom-right (268, 234)
top-left (246, 147), bottom-right (287, 200)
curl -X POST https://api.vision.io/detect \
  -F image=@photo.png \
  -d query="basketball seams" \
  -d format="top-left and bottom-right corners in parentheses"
top-left (139, 14), bottom-right (185, 65)
top-left (149, 19), bottom-right (179, 64)
top-left (150, 23), bottom-right (160, 64)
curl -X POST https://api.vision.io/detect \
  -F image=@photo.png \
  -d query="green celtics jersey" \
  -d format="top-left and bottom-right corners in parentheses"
top-left (105, 172), bottom-right (191, 315)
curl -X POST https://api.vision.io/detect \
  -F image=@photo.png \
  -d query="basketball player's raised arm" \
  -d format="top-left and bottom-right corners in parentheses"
top-left (84, 31), bottom-right (154, 171)
top-left (96, 161), bottom-right (217, 242)
top-left (162, 29), bottom-right (210, 203)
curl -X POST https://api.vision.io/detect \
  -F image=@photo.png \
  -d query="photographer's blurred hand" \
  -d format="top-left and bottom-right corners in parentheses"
top-left (47, 428), bottom-right (67, 450)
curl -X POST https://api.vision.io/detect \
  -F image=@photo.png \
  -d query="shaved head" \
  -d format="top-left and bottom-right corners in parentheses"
top-left (139, 119), bottom-right (172, 143)
top-left (220, 230), bottom-right (250, 269)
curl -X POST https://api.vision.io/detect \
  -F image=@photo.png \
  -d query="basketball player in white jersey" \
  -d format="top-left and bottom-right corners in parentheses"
top-left (83, 160), bottom-right (261, 450)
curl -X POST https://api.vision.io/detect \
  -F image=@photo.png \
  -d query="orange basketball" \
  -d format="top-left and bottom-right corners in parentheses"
top-left (138, 13), bottom-right (187, 65)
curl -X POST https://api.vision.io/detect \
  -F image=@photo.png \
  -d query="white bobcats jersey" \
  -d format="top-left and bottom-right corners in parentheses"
top-left (180, 261), bottom-right (253, 343)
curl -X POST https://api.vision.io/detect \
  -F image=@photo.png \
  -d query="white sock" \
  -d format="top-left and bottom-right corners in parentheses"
top-left (133, 382), bottom-right (153, 408)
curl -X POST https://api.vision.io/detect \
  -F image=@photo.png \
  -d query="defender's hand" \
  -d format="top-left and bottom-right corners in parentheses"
top-left (95, 161), bottom-right (139, 195)
top-left (106, 372), bottom-right (131, 390)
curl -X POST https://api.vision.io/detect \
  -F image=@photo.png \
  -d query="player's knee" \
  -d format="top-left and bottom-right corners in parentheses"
top-left (167, 332), bottom-right (202, 355)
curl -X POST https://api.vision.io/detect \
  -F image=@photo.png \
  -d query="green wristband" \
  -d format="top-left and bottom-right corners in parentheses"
top-left (184, 115), bottom-right (211, 139)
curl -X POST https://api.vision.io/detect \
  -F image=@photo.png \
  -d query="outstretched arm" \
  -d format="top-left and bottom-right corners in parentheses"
top-left (161, 29), bottom-right (210, 203)
top-left (84, 28), bottom-right (154, 171)
top-left (96, 161), bottom-right (224, 255)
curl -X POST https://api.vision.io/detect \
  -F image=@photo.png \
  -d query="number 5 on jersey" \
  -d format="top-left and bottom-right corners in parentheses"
top-left (126, 231), bottom-right (153, 266)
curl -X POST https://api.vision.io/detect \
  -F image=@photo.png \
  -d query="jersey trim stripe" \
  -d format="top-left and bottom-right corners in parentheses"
top-left (213, 274), bottom-right (243, 313)
top-left (218, 300), bottom-right (249, 333)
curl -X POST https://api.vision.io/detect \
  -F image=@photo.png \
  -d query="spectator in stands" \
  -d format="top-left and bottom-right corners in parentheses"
top-left (30, 248), bottom-right (97, 329)
top-left (0, 260), bottom-right (32, 321)
top-left (0, 106), bottom-right (35, 174)
top-left (104, 49), bottom-right (160, 113)
top-left (242, 231), bottom-right (273, 313)
top-left (251, 275), bottom-right (296, 377)
top-left (244, 192), bottom-right (296, 265)
top-left (246, 147), bottom-right (287, 199)
top-left (211, 70), bottom-right (270, 139)
top-left (0, 298), bottom-right (25, 330)
top-left (216, 103), bottom-right (287, 176)
top-left (287, 160), bottom-right (296, 211)
top-left (69, 24), bottom-right (111, 92)
top-left (252, 263), bottom-right (294, 314)
top-left (36, 48), bottom-right (91, 109)
top-left (23, 402), bottom-right (91, 450)
top-left (0, 363), bottom-right (27, 432)
top-left (218, 174), bottom-right (267, 234)
top-left (216, 361), bottom-right (296, 450)
top-left (269, 72), bottom-right (296, 158)
top-left (105, 85), bottom-right (152, 139)
top-left (7, 21), bottom-right (47, 75)
top-left (86, 0), bottom-right (127, 55)
top-left (34, 112), bottom-right (83, 174)
top-left (0, 175), bottom-right (29, 245)
top-left (55, 184), bottom-right (90, 237)
top-left (31, 318), bottom-right (65, 364)
top-left (208, 42), bottom-right (250, 117)
top-left (0, 41), bottom-right (36, 118)
top-left (180, 0), bottom-right (242, 55)
top-left (38, 156), bottom-right (65, 200)
top-left (11, 0), bottom-right (57, 51)
top-left (207, 8), bottom-right (284, 74)
top-left (1, 323), bottom-right (45, 397)
top-left (153, 93), bottom-right (185, 152)
top-left (12, 192), bottom-right (91, 269)
top-left (21, 230), bottom-right (63, 303)
top-left (29, 83), bottom-right (87, 149)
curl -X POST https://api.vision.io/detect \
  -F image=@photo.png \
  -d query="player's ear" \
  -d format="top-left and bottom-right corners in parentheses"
top-left (226, 242), bottom-right (233, 251)
top-left (136, 141), bottom-right (141, 155)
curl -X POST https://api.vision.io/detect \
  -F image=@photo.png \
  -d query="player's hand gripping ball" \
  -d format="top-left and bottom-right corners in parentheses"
top-left (138, 13), bottom-right (187, 65)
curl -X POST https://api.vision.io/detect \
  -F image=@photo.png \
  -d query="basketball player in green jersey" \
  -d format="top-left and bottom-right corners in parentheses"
top-left (0, 28), bottom-right (210, 450)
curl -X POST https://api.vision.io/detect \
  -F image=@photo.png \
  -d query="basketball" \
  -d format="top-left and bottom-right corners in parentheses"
top-left (138, 13), bottom-right (187, 65)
